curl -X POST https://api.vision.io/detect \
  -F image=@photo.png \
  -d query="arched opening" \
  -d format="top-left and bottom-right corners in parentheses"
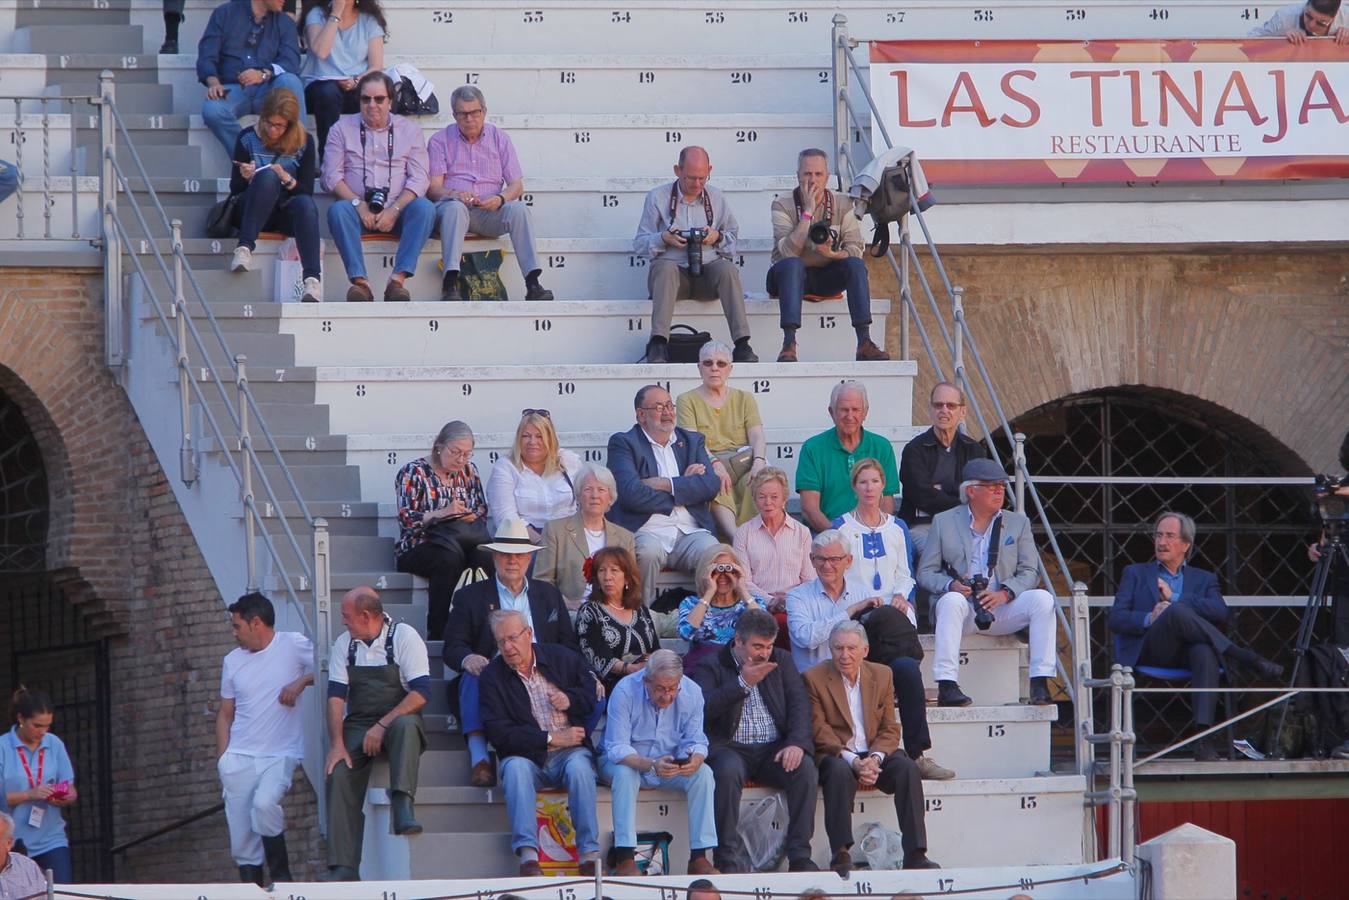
top-left (0, 388), bottom-right (49, 573)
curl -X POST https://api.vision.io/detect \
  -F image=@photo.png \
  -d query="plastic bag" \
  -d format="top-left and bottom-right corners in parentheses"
top-left (272, 237), bottom-right (323, 303)
top-left (857, 821), bottom-right (905, 870)
top-left (739, 792), bottom-right (787, 872)
top-left (536, 796), bottom-right (578, 875)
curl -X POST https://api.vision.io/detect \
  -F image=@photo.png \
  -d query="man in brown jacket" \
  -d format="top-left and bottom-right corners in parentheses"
top-left (802, 619), bottom-right (938, 875)
top-left (767, 148), bottom-right (887, 364)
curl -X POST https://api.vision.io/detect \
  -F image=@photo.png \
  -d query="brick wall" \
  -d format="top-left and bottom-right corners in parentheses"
top-left (875, 246), bottom-right (1348, 472)
top-left (0, 270), bottom-right (323, 882)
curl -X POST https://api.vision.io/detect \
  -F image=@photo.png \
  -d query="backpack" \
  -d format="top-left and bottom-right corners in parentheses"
top-left (1301, 642), bottom-right (1349, 755)
top-left (860, 162), bottom-right (911, 257)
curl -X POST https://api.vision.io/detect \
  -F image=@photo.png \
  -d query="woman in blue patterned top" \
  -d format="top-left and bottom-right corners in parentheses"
top-left (677, 544), bottom-right (762, 670)
top-left (226, 88), bottom-right (321, 303)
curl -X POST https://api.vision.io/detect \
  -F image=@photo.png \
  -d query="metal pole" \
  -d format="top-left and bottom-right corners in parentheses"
top-left (1107, 665), bottom-right (1122, 860)
top-left (41, 98), bottom-right (52, 239)
top-left (11, 98), bottom-right (23, 240)
top-left (68, 96), bottom-right (79, 240)
top-left (952, 285), bottom-right (966, 402)
top-left (1013, 431), bottom-right (1027, 513)
top-left (312, 516), bottom-right (331, 828)
top-left (831, 15), bottom-right (850, 191)
top-left (237, 354), bottom-right (257, 591)
top-left (1072, 582), bottom-right (1094, 775)
top-left (899, 226), bottom-right (911, 360)
top-left (99, 70), bottom-right (123, 368)
top-left (1122, 667), bottom-right (1137, 866)
top-left (172, 219), bottom-right (197, 487)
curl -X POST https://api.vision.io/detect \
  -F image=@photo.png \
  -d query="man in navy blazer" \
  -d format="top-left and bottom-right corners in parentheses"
top-left (607, 384), bottom-right (722, 605)
top-left (479, 609), bottom-right (599, 877)
top-left (442, 520), bottom-right (579, 787)
top-left (1110, 511), bottom-right (1281, 759)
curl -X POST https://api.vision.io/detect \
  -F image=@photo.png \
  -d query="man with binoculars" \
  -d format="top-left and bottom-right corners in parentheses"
top-left (767, 149), bottom-right (888, 364)
top-left (917, 458), bottom-right (1057, 707)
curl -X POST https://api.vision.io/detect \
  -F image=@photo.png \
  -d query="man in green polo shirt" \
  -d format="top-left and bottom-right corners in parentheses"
top-left (796, 380), bottom-right (899, 531)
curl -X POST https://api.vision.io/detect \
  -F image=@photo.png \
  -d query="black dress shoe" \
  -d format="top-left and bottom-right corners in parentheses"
top-left (788, 857), bottom-right (820, 872)
top-left (903, 852), bottom-right (941, 869)
top-left (937, 680), bottom-right (972, 707)
top-left (1193, 736), bottom-right (1220, 762)
top-left (318, 865), bottom-right (359, 881)
top-left (524, 281), bottom-right (554, 301)
top-left (829, 849), bottom-right (851, 878)
top-left (1331, 740), bottom-right (1349, 760)
top-left (645, 338), bottom-right (668, 363)
top-left (1029, 676), bottom-right (1054, 706)
top-left (159, 39), bottom-right (179, 55)
top-left (441, 271), bottom-right (462, 301)
top-left (1254, 658), bottom-right (1284, 680)
top-left (731, 341), bottom-right (758, 363)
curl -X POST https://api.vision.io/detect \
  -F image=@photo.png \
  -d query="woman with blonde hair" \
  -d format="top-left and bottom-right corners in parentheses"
top-left (677, 543), bottom-right (762, 669)
top-left (225, 87), bottom-right (321, 303)
top-left (486, 409), bottom-right (581, 541)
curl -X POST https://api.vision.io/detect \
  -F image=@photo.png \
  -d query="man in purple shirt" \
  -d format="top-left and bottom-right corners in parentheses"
top-left (426, 86), bottom-right (553, 302)
top-left (321, 71), bottom-right (434, 302)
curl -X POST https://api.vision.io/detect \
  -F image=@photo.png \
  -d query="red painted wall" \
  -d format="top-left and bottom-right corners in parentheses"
top-left (1097, 799), bottom-right (1349, 900)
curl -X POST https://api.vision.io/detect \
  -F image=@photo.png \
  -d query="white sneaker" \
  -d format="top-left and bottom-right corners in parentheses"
top-left (230, 245), bottom-right (252, 272)
top-left (301, 276), bottom-right (322, 303)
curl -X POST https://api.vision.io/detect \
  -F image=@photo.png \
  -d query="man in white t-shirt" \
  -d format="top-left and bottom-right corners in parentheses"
top-left (217, 591), bottom-right (314, 886)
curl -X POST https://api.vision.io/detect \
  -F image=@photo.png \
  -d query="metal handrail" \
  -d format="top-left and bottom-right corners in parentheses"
top-left (830, 17), bottom-right (1083, 715)
top-left (3, 94), bottom-right (93, 241)
top-left (109, 803), bottom-right (224, 856)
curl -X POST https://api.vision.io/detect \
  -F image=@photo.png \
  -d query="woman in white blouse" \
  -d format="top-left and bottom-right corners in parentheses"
top-left (832, 457), bottom-right (917, 624)
top-left (486, 409), bottom-right (582, 540)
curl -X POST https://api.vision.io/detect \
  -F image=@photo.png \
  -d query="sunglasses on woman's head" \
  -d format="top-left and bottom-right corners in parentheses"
top-left (521, 408), bottom-right (551, 418)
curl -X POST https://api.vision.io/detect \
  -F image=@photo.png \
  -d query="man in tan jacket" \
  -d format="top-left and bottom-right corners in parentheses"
top-left (802, 620), bottom-right (938, 875)
top-left (767, 149), bottom-right (887, 364)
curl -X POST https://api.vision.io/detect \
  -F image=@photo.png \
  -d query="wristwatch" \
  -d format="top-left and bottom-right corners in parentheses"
top-left (350, 198), bottom-right (361, 206)
top-left (546, 732), bottom-right (553, 746)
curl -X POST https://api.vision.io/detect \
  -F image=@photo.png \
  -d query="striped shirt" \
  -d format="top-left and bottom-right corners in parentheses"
top-left (734, 514), bottom-right (815, 597)
top-left (427, 122), bottom-right (524, 196)
top-left (517, 663), bottom-right (568, 737)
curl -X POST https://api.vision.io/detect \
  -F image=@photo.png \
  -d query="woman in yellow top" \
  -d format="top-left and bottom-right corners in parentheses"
top-left (676, 339), bottom-right (768, 540)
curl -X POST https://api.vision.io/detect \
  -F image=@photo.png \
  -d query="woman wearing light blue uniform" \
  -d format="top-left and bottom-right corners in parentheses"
top-left (1, 688), bottom-right (76, 883)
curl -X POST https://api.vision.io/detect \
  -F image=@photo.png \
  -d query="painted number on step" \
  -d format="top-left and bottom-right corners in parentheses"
top-left (819, 315), bottom-right (836, 328)
top-left (850, 800), bottom-right (865, 813)
top-left (886, 11), bottom-right (907, 24)
top-left (355, 384), bottom-right (366, 397)
top-left (243, 304), bottom-right (254, 317)
top-left (548, 255), bottom-right (566, 268)
top-left (638, 71), bottom-right (655, 84)
top-left (657, 803), bottom-right (670, 815)
top-left (561, 71), bottom-right (576, 84)
top-left (432, 10), bottom-right (453, 23)
top-left (628, 256), bottom-right (648, 268)
top-left (730, 71), bottom-right (752, 84)
top-left (973, 9), bottom-right (993, 21)
top-left (340, 503), bottom-right (351, 517)
top-left (665, 130), bottom-right (682, 143)
top-left (752, 889), bottom-right (773, 900)
top-left (183, 179), bottom-right (201, 192)
top-left (612, 11), bottom-right (632, 24)
top-left (381, 256), bottom-right (394, 269)
top-left (627, 318), bottom-right (644, 331)
top-left (1020, 795), bottom-right (1037, 809)
top-left (787, 10), bottom-right (808, 22)
top-left (584, 449), bottom-right (603, 462)
top-left (987, 723), bottom-right (1006, 737)
top-left (523, 9), bottom-right (544, 23)
top-left (775, 445), bottom-right (794, 459)
top-left (557, 381), bottom-right (576, 395)
top-left (376, 575), bottom-right (388, 589)
top-left (959, 651), bottom-right (969, 665)
top-left (387, 452), bottom-right (397, 465)
top-left (557, 889), bottom-right (576, 900)
top-left (735, 130), bottom-right (758, 143)
top-left (321, 320), bottom-right (332, 333)
top-left (573, 131), bottom-right (590, 143)
top-left (818, 70), bottom-right (830, 83)
top-left (461, 383), bottom-right (473, 396)
top-left (854, 882), bottom-right (873, 895)
top-left (705, 11), bottom-right (725, 24)
top-left (602, 194), bottom-right (619, 207)
top-left (1066, 8), bottom-right (1086, 20)
top-left (464, 73), bottom-right (479, 84)
top-left (305, 436), bottom-right (317, 450)
top-left (752, 379), bottom-right (771, 393)
top-left (429, 320), bottom-right (439, 332)
top-left (1241, 8), bottom-right (1262, 20)
top-left (522, 193), bottom-right (534, 206)
top-left (382, 892), bottom-right (398, 900)
top-left (534, 318), bottom-right (552, 331)
top-left (658, 891), bottom-right (678, 900)
top-left (937, 877), bottom-right (955, 892)
top-left (1150, 8), bottom-right (1170, 19)
top-left (654, 380), bottom-right (670, 391)
top-left (1019, 877), bottom-right (1036, 890)
top-left (925, 797), bottom-right (943, 812)
top-left (122, 56), bottom-right (139, 68)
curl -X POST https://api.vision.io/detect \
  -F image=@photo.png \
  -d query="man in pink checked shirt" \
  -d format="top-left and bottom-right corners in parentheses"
top-left (321, 71), bottom-right (435, 302)
top-left (426, 86), bottom-right (554, 302)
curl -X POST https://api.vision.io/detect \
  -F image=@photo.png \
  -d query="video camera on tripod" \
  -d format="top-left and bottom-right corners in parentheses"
top-left (1313, 472), bottom-right (1349, 536)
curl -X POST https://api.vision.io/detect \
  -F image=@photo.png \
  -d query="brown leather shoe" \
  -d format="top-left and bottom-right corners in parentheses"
top-left (776, 342), bottom-right (798, 363)
top-left (577, 859), bottom-right (598, 877)
top-left (469, 759), bottom-right (496, 787)
top-left (518, 859), bottom-right (542, 877)
top-left (856, 338), bottom-right (890, 361)
top-left (613, 857), bottom-right (640, 876)
top-left (830, 848), bottom-right (852, 877)
top-left (687, 857), bottom-right (719, 876)
top-left (346, 280), bottom-right (374, 302)
top-left (384, 279), bottom-right (412, 302)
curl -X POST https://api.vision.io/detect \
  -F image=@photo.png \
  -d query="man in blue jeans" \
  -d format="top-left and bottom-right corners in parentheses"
top-left (479, 610), bottom-right (600, 877)
top-left (0, 160), bottom-right (17, 205)
top-left (767, 149), bottom-right (888, 364)
top-left (197, 0), bottom-right (305, 155)
top-left (320, 72), bottom-right (434, 302)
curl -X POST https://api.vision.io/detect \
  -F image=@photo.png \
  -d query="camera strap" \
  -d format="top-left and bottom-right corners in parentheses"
top-left (793, 186), bottom-right (833, 225)
top-left (668, 182), bottom-right (714, 229)
top-left (360, 120), bottom-right (396, 194)
top-left (944, 511), bottom-right (1003, 582)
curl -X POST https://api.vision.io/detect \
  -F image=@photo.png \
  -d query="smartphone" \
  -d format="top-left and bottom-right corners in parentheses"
top-left (671, 756), bottom-right (690, 766)
top-left (47, 781), bottom-right (71, 802)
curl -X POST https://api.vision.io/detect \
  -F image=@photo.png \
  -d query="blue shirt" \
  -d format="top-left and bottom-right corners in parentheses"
top-left (1156, 561), bottom-right (1185, 602)
top-left (785, 575), bottom-right (868, 672)
top-left (300, 8), bottom-right (385, 85)
top-left (602, 672), bottom-right (708, 786)
top-left (196, 0), bottom-right (302, 86)
top-left (0, 728), bottom-right (74, 856)
top-left (496, 578), bottom-right (534, 632)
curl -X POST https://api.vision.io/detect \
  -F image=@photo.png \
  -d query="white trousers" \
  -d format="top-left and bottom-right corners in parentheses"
top-left (218, 751), bottom-right (298, 865)
top-left (931, 588), bottom-right (1057, 682)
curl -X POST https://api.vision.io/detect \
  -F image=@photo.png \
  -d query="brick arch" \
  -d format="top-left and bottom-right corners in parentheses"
top-left (886, 248), bottom-right (1349, 473)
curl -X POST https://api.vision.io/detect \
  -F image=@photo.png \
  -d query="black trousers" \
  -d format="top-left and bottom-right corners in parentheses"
top-left (305, 80), bottom-right (360, 163)
top-left (887, 656), bottom-right (932, 759)
top-left (707, 740), bottom-right (818, 872)
top-left (1137, 602), bottom-right (1233, 726)
top-left (818, 754), bottom-right (926, 856)
top-left (396, 541), bottom-right (493, 639)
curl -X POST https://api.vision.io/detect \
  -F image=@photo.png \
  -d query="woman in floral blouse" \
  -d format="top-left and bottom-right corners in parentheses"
top-left (574, 546), bottom-right (660, 694)
top-left (394, 420), bottom-right (492, 638)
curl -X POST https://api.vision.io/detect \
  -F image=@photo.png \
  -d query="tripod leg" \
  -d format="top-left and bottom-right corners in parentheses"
top-left (1271, 555), bottom-right (1335, 756)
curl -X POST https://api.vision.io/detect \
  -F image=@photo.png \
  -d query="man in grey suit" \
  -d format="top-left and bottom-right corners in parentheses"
top-left (916, 459), bottom-right (1056, 707)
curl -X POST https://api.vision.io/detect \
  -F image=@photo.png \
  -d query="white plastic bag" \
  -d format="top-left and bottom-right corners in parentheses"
top-left (738, 792), bottom-right (787, 872)
top-left (272, 237), bottom-right (322, 303)
top-left (856, 821), bottom-right (905, 870)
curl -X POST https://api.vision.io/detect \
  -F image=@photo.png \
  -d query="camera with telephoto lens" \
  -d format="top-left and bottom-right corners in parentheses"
top-left (1313, 472), bottom-right (1349, 535)
top-left (808, 221), bottom-right (841, 250)
top-left (364, 186), bottom-right (390, 214)
top-left (960, 575), bottom-right (995, 630)
top-left (677, 226), bottom-right (708, 276)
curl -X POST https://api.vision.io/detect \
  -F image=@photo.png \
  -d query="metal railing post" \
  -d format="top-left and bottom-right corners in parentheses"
top-left (898, 226), bottom-right (911, 360)
top-left (952, 285), bottom-right (966, 400)
top-left (1121, 668), bottom-right (1138, 866)
top-left (41, 98), bottom-right (52, 239)
top-left (68, 97), bottom-right (79, 240)
top-left (1107, 665), bottom-right (1123, 859)
top-left (830, 14), bottom-right (850, 190)
top-left (172, 219), bottom-right (198, 487)
top-left (1013, 431), bottom-right (1027, 513)
top-left (236, 355), bottom-right (257, 591)
top-left (312, 516), bottom-right (331, 828)
top-left (1072, 582), bottom-right (1093, 773)
top-left (98, 70), bottom-right (123, 368)
top-left (11, 98), bottom-right (23, 240)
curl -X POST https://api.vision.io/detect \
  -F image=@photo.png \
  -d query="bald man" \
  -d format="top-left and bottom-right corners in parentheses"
top-left (321, 587), bottom-right (431, 881)
top-left (633, 146), bottom-right (756, 364)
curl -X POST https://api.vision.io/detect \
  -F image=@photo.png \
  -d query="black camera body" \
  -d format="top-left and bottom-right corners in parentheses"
top-left (1314, 472), bottom-right (1349, 533)
top-left (960, 575), bottom-right (995, 630)
top-left (365, 186), bottom-right (390, 214)
top-left (808, 221), bottom-right (841, 250)
top-left (677, 227), bottom-right (708, 276)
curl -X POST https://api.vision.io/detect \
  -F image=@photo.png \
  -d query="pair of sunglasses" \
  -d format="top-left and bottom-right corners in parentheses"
top-left (521, 408), bottom-right (551, 418)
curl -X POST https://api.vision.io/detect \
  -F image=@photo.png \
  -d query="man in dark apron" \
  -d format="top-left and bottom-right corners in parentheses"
top-left (321, 587), bottom-right (430, 881)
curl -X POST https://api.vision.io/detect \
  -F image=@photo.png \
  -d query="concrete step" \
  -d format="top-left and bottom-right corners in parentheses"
top-left (198, 299), bottom-right (891, 367)
top-left (12, 25), bottom-right (143, 53)
top-left (52, 81), bottom-right (174, 115)
top-left (202, 400), bottom-right (329, 436)
top-left (918, 633), bottom-right (1023, 708)
top-left (40, 53), bottom-right (162, 85)
top-left (12, 0), bottom-right (132, 30)
top-left (363, 774), bottom-right (1088, 877)
top-left (77, 141), bottom-right (201, 178)
top-left (307, 360), bottom-right (915, 435)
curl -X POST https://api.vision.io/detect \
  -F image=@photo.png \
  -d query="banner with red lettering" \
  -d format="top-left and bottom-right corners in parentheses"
top-left (869, 40), bottom-right (1349, 183)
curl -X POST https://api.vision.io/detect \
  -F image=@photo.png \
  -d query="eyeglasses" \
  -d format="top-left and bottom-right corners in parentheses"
top-left (972, 483), bottom-right (1006, 492)
top-left (811, 554), bottom-right (848, 566)
top-left (495, 627), bottom-right (530, 647)
top-left (440, 446), bottom-right (473, 460)
top-left (1153, 531), bottom-right (1182, 541)
top-left (700, 359), bottom-right (731, 369)
top-left (639, 402), bottom-right (676, 413)
top-left (359, 94), bottom-right (389, 105)
top-left (931, 401), bottom-right (963, 410)
top-left (453, 107), bottom-right (486, 120)
top-left (521, 408), bottom-right (551, 419)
